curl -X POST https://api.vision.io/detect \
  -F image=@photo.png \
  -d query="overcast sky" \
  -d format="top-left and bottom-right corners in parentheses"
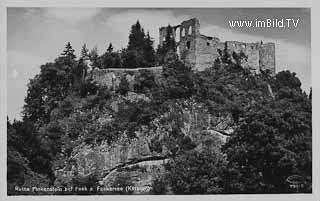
top-left (7, 8), bottom-right (311, 120)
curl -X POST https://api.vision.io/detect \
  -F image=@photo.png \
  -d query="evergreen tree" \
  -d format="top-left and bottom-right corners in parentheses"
top-left (107, 43), bottom-right (114, 53)
top-left (128, 20), bottom-right (145, 51)
top-left (80, 43), bottom-right (89, 60)
top-left (113, 52), bottom-right (122, 68)
top-left (101, 43), bottom-right (122, 69)
top-left (24, 43), bottom-right (80, 124)
top-left (143, 32), bottom-right (156, 66)
top-left (157, 25), bottom-right (176, 65)
top-left (123, 20), bottom-right (156, 68)
top-left (161, 51), bottom-right (194, 99)
top-left (309, 88), bottom-right (312, 100)
top-left (163, 25), bottom-right (176, 52)
top-left (60, 42), bottom-right (77, 87)
top-left (122, 48), bottom-right (138, 68)
top-left (75, 44), bottom-right (89, 89)
top-left (89, 47), bottom-right (101, 70)
top-left (61, 42), bottom-right (76, 60)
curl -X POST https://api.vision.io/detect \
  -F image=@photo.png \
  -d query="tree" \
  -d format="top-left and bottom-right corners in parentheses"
top-left (89, 47), bottom-right (101, 70)
top-left (222, 88), bottom-right (311, 193)
top-left (161, 51), bottom-right (194, 99)
top-left (165, 150), bottom-right (227, 194)
top-left (80, 43), bottom-right (89, 60)
top-left (101, 43), bottom-right (121, 69)
top-left (61, 42), bottom-right (76, 60)
top-left (23, 60), bottom-right (74, 124)
top-left (101, 44), bottom-right (122, 69)
top-left (128, 20), bottom-right (145, 52)
top-left (7, 147), bottom-right (50, 195)
top-left (122, 48), bottom-right (141, 68)
top-left (274, 70), bottom-right (301, 90)
top-left (163, 25), bottom-right (176, 52)
top-left (133, 69), bottom-right (156, 93)
top-left (309, 88), bottom-right (312, 100)
top-left (107, 43), bottom-right (114, 53)
top-left (23, 75), bottom-right (47, 124)
top-left (7, 118), bottom-right (52, 195)
top-left (151, 176), bottom-right (167, 194)
top-left (117, 75), bottom-right (130, 96)
top-left (156, 25), bottom-right (176, 64)
top-left (143, 32), bottom-right (156, 66)
top-left (122, 21), bottom-right (156, 68)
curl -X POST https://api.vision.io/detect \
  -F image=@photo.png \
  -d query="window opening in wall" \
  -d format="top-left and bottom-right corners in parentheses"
top-left (187, 41), bottom-right (191, 49)
top-left (181, 28), bottom-right (185, 37)
top-left (188, 26), bottom-right (192, 35)
top-left (175, 27), bottom-right (180, 42)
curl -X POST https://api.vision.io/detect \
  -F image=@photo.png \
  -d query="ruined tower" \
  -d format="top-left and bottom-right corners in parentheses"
top-left (159, 18), bottom-right (276, 74)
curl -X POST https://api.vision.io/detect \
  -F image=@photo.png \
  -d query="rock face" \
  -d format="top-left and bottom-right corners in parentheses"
top-left (101, 159), bottom-right (170, 194)
top-left (54, 131), bottom-right (169, 194)
top-left (73, 135), bottom-right (155, 177)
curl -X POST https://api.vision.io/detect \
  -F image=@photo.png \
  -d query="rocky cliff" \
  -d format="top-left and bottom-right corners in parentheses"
top-left (54, 94), bottom-right (232, 194)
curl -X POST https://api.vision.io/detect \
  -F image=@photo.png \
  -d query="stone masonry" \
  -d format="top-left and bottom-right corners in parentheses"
top-left (159, 18), bottom-right (276, 74)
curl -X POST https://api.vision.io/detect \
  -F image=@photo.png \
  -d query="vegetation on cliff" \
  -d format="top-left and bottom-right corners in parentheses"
top-left (7, 21), bottom-right (311, 195)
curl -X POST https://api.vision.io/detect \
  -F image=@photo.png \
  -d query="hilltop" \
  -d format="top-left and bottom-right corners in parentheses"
top-left (7, 20), bottom-right (311, 195)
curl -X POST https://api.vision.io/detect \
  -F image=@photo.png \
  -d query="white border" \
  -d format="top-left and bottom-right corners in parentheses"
top-left (0, 0), bottom-right (319, 201)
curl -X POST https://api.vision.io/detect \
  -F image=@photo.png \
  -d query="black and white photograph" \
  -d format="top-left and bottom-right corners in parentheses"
top-left (1, 1), bottom-right (319, 199)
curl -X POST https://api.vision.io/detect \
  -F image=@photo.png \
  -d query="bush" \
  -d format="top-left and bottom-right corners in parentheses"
top-left (165, 150), bottom-right (227, 194)
top-left (151, 176), bottom-right (167, 194)
top-left (117, 75), bottom-right (130, 96)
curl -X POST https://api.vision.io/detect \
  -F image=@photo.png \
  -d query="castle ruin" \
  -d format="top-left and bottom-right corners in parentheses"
top-left (91, 18), bottom-right (276, 90)
top-left (159, 18), bottom-right (276, 74)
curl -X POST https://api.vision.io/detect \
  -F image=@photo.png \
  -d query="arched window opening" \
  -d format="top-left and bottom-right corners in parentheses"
top-left (175, 27), bottom-right (180, 42)
top-left (181, 28), bottom-right (185, 37)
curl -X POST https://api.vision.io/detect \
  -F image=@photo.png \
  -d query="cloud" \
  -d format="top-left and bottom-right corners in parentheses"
top-left (44, 8), bottom-right (101, 25)
top-left (201, 25), bottom-right (311, 91)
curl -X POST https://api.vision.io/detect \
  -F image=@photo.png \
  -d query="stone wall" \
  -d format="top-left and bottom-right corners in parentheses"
top-left (194, 35), bottom-right (223, 71)
top-left (179, 18), bottom-right (200, 68)
top-left (226, 41), bottom-right (260, 73)
top-left (259, 42), bottom-right (276, 74)
top-left (90, 66), bottom-right (163, 89)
